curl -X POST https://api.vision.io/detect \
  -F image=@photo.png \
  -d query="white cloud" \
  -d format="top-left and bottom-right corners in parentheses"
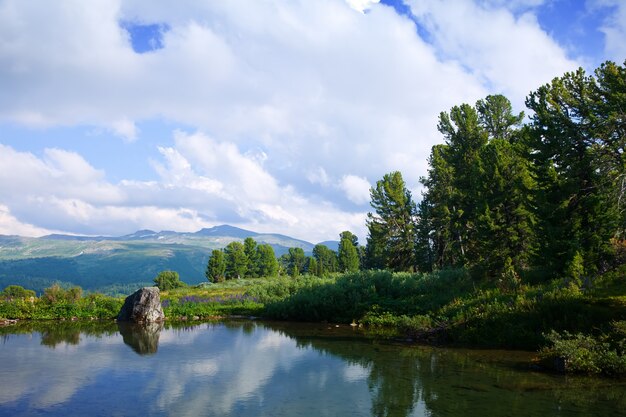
top-left (340, 175), bottom-right (371, 205)
top-left (0, 140), bottom-right (367, 242)
top-left (0, 0), bottom-right (592, 242)
top-left (345, 0), bottom-right (381, 13)
top-left (406, 0), bottom-right (580, 108)
top-left (110, 118), bottom-right (138, 142)
top-left (0, 205), bottom-right (54, 236)
top-left (592, 0), bottom-right (626, 62)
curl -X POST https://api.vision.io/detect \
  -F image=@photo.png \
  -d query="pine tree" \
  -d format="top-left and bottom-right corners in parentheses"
top-left (338, 231), bottom-right (360, 272)
top-left (243, 237), bottom-right (259, 277)
top-left (525, 62), bottom-right (625, 274)
top-left (224, 241), bottom-right (248, 279)
top-left (256, 244), bottom-right (278, 277)
top-left (206, 249), bottom-right (226, 282)
top-left (365, 171), bottom-right (417, 271)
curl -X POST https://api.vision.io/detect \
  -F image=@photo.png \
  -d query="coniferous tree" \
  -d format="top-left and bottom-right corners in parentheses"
top-left (308, 257), bottom-right (319, 276)
top-left (525, 62), bottom-right (625, 274)
top-left (224, 241), bottom-right (248, 279)
top-left (418, 95), bottom-right (535, 276)
top-left (256, 244), bottom-right (278, 277)
top-left (365, 171), bottom-right (417, 271)
top-left (243, 237), bottom-right (259, 277)
top-left (338, 231), bottom-right (360, 272)
top-left (312, 244), bottom-right (338, 275)
top-left (285, 247), bottom-right (306, 277)
top-left (206, 249), bottom-right (226, 282)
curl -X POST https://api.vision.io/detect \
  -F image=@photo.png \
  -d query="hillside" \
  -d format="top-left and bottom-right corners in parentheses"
top-left (0, 225), bottom-right (336, 295)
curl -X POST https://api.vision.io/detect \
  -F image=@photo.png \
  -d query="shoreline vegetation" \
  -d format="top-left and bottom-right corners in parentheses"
top-left (1, 266), bottom-right (625, 377)
top-left (2, 60), bottom-right (625, 378)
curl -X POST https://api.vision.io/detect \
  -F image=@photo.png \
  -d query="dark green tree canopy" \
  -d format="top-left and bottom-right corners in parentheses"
top-left (312, 244), bottom-right (338, 275)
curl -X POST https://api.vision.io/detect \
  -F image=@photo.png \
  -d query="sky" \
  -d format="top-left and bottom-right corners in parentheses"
top-left (0, 0), bottom-right (624, 244)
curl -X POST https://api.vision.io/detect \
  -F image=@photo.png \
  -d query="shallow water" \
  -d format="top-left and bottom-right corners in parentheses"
top-left (0, 320), bottom-right (624, 417)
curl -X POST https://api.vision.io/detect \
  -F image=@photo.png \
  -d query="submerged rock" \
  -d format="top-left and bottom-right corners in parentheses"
top-left (117, 287), bottom-right (165, 323)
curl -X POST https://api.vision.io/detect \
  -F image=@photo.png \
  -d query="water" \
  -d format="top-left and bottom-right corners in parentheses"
top-left (0, 320), bottom-right (624, 417)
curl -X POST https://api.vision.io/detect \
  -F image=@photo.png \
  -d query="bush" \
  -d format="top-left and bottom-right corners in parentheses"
top-left (1, 285), bottom-right (36, 299)
top-left (154, 270), bottom-right (186, 291)
top-left (540, 329), bottom-right (626, 376)
top-left (41, 284), bottom-right (83, 304)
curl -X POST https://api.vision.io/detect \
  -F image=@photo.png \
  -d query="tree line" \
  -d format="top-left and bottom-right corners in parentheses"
top-left (364, 60), bottom-right (625, 283)
top-left (204, 232), bottom-right (363, 282)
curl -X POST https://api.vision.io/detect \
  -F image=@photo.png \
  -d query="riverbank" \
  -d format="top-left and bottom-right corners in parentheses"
top-left (2, 268), bottom-right (625, 376)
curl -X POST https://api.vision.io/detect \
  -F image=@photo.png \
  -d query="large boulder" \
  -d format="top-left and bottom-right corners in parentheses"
top-left (117, 287), bottom-right (165, 323)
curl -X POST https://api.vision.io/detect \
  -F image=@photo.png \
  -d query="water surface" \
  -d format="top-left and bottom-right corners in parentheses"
top-left (0, 320), bottom-right (624, 417)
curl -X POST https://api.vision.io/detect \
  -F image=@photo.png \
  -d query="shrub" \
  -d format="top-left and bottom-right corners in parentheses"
top-left (154, 270), bottom-right (186, 290)
top-left (1, 285), bottom-right (36, 299)
top-left (540, 330), bottom-right (626, 376)
top-left (42, 284), bottom-right (83, 304)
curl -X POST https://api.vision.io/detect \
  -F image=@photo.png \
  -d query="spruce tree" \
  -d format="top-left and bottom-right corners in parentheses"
top-left (365, 171), bottom-right (417, 271)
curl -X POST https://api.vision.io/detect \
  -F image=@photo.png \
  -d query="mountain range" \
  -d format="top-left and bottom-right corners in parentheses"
top-left (0, 225), bottom-right (339, 295)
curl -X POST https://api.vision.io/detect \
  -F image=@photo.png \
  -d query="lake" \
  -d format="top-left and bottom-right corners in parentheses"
top-left (0, 320), bottom-right (624, 417)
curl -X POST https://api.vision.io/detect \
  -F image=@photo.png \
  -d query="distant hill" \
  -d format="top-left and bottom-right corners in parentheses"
top-left (0, 225), bottom-right (336, 295)
top-left (317, 240), bottom-right (340, 252)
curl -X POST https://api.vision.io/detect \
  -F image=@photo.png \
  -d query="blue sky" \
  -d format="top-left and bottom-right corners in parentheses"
top-left (0, 0), bottom-right (624, 243)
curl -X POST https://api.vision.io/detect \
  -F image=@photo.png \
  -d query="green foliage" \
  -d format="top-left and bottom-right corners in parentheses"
top-left (281, 247), bottom-right (306, 277)
top-left (307, 257), bottom-right (319, 276)
top-left (206, 249), bottom-right (227, 283)
top-left (419, 95), bottom-right (535, 275)
top-left (565, 251), bottom-right (585, 289)
top-left (0, 287), bottom-right (122, 320)
top-left (224, 241), bottom-right (248, 279)
top-left (42, 283), bottom-right (83, 304)
top-left (153, 270), bottom-right (185, 290)
top-left (312, 244), bottom-right (337, 276)
top-left (526, 62), bottom-right (625, 275)
top-left (249, 270), bottom-right (471, 323)
top-left (1, 285), bottom-right (35, 299)
top-left (244, 237), bottom-right (259, 277)
top-left (338, 231), bottom-right (360, 273)
top-left (540, 328), bottom-right (626, 376)
top-left (366, 171), bottom-right (417, 271)
top-left (497, 257), bottom-right (521, 294)
top-left (256, 244), bottom-right (278, 277)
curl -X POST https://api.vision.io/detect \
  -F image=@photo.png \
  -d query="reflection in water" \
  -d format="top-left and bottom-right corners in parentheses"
top-left (0, 320), bottom-right (625, 417)
top-left (117, 321), bottom-right (163, 355)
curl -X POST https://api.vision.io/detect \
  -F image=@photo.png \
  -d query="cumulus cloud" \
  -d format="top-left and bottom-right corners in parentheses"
top-left (0, 0), bottom-right (595, 242)
top-left (592, 0), bottom-right (626, 61)
top-left (405, 0), bottom-right (580, 107)
top-left (0, 205), bottom-right (54, 237)
top-left (0, 140), bottom-right (367, 242)
top-left (340, 175), bottom-right (371, 205)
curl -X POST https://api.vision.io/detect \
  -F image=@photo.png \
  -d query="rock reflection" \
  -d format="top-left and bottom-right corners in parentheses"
top-left (117, 321), bottom-right (164, 355)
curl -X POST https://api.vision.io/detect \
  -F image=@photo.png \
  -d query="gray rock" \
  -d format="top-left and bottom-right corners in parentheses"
top-left (117, 287), bottom-right (165, 323)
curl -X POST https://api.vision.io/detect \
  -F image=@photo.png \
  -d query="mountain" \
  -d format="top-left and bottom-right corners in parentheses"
top-left (0, 226), bottom-right (335, 295)
top-left (317, 240), bottom-right (340, 252)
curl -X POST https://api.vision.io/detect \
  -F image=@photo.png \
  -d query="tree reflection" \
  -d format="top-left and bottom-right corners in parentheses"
top-left (267, 322), bottom-right (626, 417)
top-left (1, 321), bottom-right (119, 348)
